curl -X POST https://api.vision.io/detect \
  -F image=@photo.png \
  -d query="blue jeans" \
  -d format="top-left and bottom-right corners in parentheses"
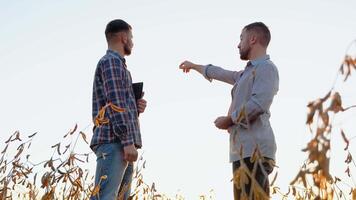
top-left (90, 143), bottom-right (133, 200)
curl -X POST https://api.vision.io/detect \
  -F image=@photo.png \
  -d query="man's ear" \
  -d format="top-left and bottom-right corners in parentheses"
top-left (120, 32), bottom-right (128, 44)
top-left (249, 34), bottom-right (257, 45)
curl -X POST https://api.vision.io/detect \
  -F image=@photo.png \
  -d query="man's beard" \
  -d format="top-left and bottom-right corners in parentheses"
top-left (239, 46), bottom-right (250, 60)
top-left (124, 44), bottom-right (132, 55)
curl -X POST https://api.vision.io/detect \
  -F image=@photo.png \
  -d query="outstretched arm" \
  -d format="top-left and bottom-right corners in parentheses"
top-left (179, 60), bottom-right (205, 74)
top-left (179, 60), bottom-right (242, 85)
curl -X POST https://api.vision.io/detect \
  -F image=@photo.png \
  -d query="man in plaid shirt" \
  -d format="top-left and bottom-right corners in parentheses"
top-left (90, 19), bottom-right (147, 200)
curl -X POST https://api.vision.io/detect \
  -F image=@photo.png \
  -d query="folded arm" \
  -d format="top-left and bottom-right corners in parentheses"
top-left (231, 65), bottom-right (279, 128)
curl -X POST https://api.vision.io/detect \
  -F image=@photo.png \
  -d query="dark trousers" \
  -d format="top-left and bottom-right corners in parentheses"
top-left (232, 157), bottom-right (273, 200)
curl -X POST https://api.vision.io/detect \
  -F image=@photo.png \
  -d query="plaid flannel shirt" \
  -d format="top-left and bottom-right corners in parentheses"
top-left (90, 50), bottom-right (142, 150)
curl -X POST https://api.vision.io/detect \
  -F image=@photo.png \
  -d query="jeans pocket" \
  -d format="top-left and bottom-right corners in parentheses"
top-left (95, 143), bottom-right (116, 161)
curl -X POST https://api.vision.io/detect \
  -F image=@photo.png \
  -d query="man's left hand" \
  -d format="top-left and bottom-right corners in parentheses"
top-left (137, 98), bottom-right (147, 114)
top-left (214, 116), bottom-right (233, 130)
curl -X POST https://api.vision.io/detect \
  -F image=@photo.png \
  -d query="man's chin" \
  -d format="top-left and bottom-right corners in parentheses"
top-left (124, 48), bottom-right (132, 56)
top-left (240, 55), bottom-right (248, 60)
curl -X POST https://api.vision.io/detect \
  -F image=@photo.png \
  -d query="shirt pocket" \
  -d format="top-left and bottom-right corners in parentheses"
top-left (235, 73), bottom-right (254, 101)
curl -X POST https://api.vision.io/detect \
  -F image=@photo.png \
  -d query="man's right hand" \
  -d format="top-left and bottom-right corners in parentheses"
top-left (123, 144), bottom-right (138, 162)
top-left (179, 60), bottom-right (204, 74)
top-left (179, 60), bottom-right (196, 73)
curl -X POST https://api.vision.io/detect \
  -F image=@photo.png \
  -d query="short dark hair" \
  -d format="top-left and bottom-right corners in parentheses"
top-left (244, 22), bottom-right (271, 47)
top-left (105, 19), bottom-right (132, 41)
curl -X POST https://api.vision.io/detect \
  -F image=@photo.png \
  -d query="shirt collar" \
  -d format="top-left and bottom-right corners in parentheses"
top-left (107, 49), bottom-right (126, 63)
top-left (247, 54), bottom-right (270, 67)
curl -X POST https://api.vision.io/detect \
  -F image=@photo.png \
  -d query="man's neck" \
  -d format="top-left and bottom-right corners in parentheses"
top-left (248, 47), bottom-right (267, 61)
top-left (108, 44), bottom-right (125, 58)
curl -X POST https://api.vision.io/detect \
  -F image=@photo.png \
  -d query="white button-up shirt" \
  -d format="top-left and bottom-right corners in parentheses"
top-left (203, 55), bottom-right (279, 162)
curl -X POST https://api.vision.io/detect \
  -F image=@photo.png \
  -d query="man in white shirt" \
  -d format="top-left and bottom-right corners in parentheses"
top-left (179, 22), bottom-right (279, 199)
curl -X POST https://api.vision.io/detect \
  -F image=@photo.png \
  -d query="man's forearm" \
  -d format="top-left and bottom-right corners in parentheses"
top-left (191, 64), bottom-right (205, 75)
top-left (231, 100), bottom-right (265, 128)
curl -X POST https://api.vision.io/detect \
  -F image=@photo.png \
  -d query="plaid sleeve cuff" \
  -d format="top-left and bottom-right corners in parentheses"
top-left (120, 133), bottom-right (134, 146)
top-left (112, 123), bottom-right (134, 146)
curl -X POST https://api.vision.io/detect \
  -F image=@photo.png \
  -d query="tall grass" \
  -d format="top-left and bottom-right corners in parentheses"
top-left (1, 41), bottom-right (356, 199)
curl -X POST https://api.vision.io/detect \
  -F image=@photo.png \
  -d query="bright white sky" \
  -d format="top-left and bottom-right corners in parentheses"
top-left (1, 0), bottom-right (356, 199)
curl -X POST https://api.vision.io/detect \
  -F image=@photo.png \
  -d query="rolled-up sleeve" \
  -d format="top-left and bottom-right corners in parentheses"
top-left (231, 64), bottom-right (279, 127)
top-left (101, 58), bottom-right (134, 146)
top-left (203, 64), bottom-right (242, 85)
